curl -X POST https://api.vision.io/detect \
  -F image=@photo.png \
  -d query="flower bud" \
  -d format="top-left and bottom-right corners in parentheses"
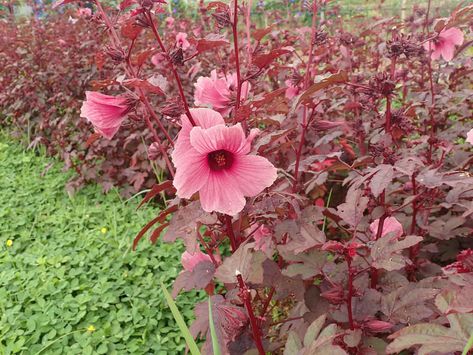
top-left (321, 285), bottom-right (345, 305)
top-left (364, 320), bottom-right (393, 333)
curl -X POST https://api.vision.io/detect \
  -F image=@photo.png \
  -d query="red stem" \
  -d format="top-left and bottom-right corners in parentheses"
top-left (232, 0), bottom-right (243, 124)
top-left (225, 215), bottom-right (238, 252)
top-left (292, 2), bottom-right (317, 191)
top-left (260, 287), bottom-right (275, 316)
top-left (370, 192), bottom-right (387, 289)
top-left (426, 44), bottom-right (436, 164)
top-left (145, 11), bottom-right (197, 127)
top-left (236, 274), bottom-right (265, 355)
top-left (346, 257), bottom-right (355, 330)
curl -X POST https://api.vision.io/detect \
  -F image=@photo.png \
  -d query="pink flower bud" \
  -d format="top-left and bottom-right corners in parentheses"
top-left (364, 320), bottom-right (393, 333)
top-left (321, 285), bottom-right (345, 304)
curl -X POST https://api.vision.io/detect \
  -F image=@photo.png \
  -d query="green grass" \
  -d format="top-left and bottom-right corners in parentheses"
top-left (0, 134), bottom-right (200, 354)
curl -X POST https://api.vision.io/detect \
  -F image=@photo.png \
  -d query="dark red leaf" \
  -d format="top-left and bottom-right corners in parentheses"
top-left (252, 49), bottom-right (291, 69)
top-left (137, 180), bottom-right (175, 209)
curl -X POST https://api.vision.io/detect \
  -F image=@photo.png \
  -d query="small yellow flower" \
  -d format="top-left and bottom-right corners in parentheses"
top-left (86, 325), bottom-right (96, 333)
top-left (6, 240), bottom-right (13, 247)
top-left (100, 227), bottom-right (107, 234)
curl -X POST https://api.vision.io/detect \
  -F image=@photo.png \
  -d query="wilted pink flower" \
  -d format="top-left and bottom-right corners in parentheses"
top-left (285, 79), bottom-right (300, 100)
top-left (181, 250), bottom-right (213, 272)
top-left (370, 216), bottom-right (403, 239)
top-left (194, 70), bottom-right (251, 116)
top-left (172, 108), bottom-right (277, 216)
top-left (423, 27), bottom-right (464, 61)
top-left (466, 128), bottom-right (473, 145)
top-left (176, 32), bottom-right (190, 50)
top-left (80, 91), bottom-right (130, 139)
top-left (165, 16), bottom-right (174, 28)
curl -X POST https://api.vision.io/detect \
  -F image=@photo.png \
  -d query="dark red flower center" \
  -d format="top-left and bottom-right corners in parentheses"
top-left (207, 150), bottom-right (233, 171)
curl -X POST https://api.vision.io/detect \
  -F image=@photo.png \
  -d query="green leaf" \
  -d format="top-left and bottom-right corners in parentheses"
top-left (208, 297), bottom-right (222, 355)
top-left (159, 281), bottom-right (201, 355)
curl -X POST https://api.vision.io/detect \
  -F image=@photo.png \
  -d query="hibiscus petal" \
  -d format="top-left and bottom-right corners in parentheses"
top-left (199, 171), bottom-right (246, 215)
top-left (185, 108), bottom-right (225, 129)
top-left (441, 27), bottom-right (464, 46)
top-left (229, 154), bottom-right (278, 197)
top-left (441, 44), bottom-right (455, 61)
top-left (173, 149), bottom-right (210, 199)
top-left (189, 124), bottom-right (246, 154)
top-left (431, 47), bottom-right (442, 60)
top-left (80, 91), bottom-right (129, 139)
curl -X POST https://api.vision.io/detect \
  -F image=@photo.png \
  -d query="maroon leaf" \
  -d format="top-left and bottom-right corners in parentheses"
top-left (195, 34), bottom-right (229, 54)
top-left (190, 295), bottom-right (247, 354)
top-left (123, 78), bottom-right (165, 95)
top-left (149, 222), bottom-right (169, 244)
top-left (297, 71), bottom-right (348, 106)
top-left (253, 48), bottom-right (291, 69)
top-left (137, 180), bottom-right (175, 209)
top-left (252, 26), bottom-right (274, 42)
top-left (172, 260), bottom-right (216, 297)
top-left (371, 235), bottom-right (423, 271)
top-left (121, 19), bottom-right (143, 40)
top-left (336, 188), bottom-right (369, 227)
top-left (162, 201), bottom-right (217, 251)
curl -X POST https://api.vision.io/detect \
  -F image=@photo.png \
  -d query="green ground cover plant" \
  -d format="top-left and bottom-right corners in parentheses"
top-left (0, 133), bottom-right (200, 354)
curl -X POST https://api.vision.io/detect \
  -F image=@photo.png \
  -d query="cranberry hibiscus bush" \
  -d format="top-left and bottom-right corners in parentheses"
top-left (56, 0), bottom-right (473, 353)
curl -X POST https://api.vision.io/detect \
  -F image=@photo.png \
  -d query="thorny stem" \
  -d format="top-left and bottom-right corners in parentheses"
top-left (145, 11), bottom-right (197, 127)
top-left (293, 2), bottom-right (317, 192)
top-left (236, 274), bottom-right (265, 355)
top-left (232, 0), bottom-right (244, 124)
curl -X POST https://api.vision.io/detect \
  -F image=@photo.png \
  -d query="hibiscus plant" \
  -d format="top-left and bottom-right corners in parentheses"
top-left (5, 0), bottom-right (473, 353)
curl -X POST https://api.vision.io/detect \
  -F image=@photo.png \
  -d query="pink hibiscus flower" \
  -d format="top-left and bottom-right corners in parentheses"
top-left (181, 250), bottom-right (213, 272)
top-left (165, 16), bottom-right (175, 28)
top-left (466, 128), bottom-right (473, 145)
top-left (80, 91), bottom-right (131, 139)
top-left (176, 32), bottom-right (190, 50)
top-left (172, 108), bottom-right (277, 216)
top-left (194, 70), bottom-right (251, 116)
top-left (424, 27), bottom-right (464, 61)
top-left (369, 216), bottom-right (403, 240)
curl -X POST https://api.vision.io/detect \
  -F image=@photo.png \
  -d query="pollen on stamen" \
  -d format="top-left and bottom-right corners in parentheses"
top-left (207, 149), bottom-right (233, 171)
